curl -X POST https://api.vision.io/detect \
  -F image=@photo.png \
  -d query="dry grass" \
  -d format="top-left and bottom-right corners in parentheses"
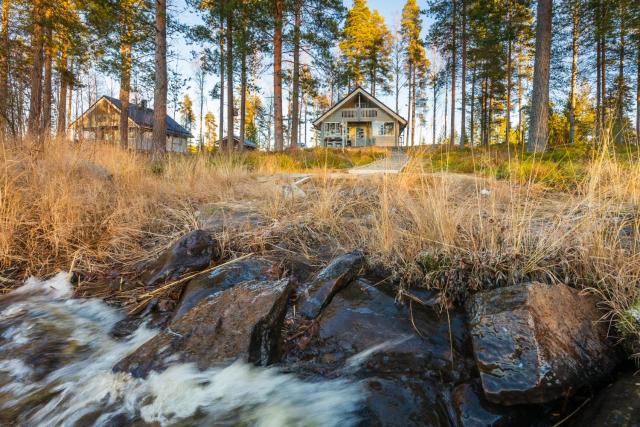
top-left (1, 137), bottom-right (639, 355)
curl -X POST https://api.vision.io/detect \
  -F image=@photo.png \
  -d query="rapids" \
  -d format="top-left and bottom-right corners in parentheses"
top-left (0, 273), bottom-right (364, 426)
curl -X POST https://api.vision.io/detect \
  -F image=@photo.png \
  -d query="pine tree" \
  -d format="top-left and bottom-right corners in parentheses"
top-left (527, 0), bottom-right (552, 152)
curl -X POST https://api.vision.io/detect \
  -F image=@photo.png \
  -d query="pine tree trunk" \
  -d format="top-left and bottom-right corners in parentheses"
top-left (488, 81), bottom-right (494, 144)
top-left (42, 23), bottom-right (52, 140)
top-left (411, 65), bottom-right (416, 146)
top-left (517, 57), bottom-right (523, 144)
top-left (470, 63), bottom-right (476, 146)
top-left (151, 0), bottom-right (167, 159)
top-left (56, 50), bottom-right (68, 137)
top-left (601, 34), bottom-right (607, 132)
top-left (226, 5), bottom-right (233, 152)
top-left (289, 0), bottom-right (301, 150)
top-left (505, 31), bottom-right (512, 145)
top-left (596, 37), bottom-right (601, 139)
top-left (450, 0), bottom-right (457, 146)
top-left (0, 0), bottom-right (9, 137)
top-left (27, 0), bottom-right (44, 146)
top-left (527, 0), bottom-right (552, 152)
top-left (219, 2), bottom-right (224, 145)
top-left (568, 1), bottom-right (579, 144)
top-left (432, 81), bottom-right (437, 144)
top-left (444, 72), bottom-right (448, 141)
top-left (239, 38), bottom-right (246, 151)
top-left (119, 41), bottom-right (132, 149)
top-left (407, 63), bottom-right (412, 146)
top-left (273, 0), bottom-right (284, 151)
top-left (460, 0), bottom-right (466, 146)
top-left (636, 47), bottom-right (639, 145)
top-left (614, 1), bottom-right (625, 144)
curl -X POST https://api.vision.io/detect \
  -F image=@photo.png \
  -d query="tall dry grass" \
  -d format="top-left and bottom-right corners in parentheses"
top-left (1, 137), bottom-right (639, 354)
top-left (0, 139), bottom-right (257, 282)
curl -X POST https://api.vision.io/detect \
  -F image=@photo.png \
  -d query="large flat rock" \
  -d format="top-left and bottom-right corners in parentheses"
top-left (174, 258), bottom-right (277, 320)
top-left (115, 278), bottom-right (294, 378)
top-left (572, 374), bottom-right (640, 427)
top-left (466, 282), bottom-right (619, 405)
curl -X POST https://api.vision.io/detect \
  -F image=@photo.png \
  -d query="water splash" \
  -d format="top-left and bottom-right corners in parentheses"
top-left (343, 334), bottom-right (414, 372)
top-left (0, 273), bottom-right (364, 426)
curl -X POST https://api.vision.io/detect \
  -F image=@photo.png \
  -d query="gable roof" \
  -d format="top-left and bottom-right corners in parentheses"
top-left (313, 86), bottom-right (407, 129)
top-left (103, 96), bottom-right (193, 138)
top-left (72, 95), bottom-right (193, 138)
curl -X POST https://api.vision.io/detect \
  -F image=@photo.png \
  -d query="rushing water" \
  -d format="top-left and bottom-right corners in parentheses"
top-left (0, 273), bottom-right (364, 426)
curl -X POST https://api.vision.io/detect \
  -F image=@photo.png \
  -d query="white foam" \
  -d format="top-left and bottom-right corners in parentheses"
top-left (0, 275), bottom-right (365, 426)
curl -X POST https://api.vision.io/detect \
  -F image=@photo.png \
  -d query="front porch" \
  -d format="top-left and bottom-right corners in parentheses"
top-left (323, 122), bottom-right (376, 148)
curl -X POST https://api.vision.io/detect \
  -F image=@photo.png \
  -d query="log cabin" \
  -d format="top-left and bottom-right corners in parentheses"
top-left (313, 87), bottom-right (407, 148)
top-left (70, 96), bottom-right (193, 153)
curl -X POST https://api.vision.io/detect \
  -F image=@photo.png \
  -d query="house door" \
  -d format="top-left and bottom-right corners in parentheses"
top-left (355, 127), bottom-right (365, 146)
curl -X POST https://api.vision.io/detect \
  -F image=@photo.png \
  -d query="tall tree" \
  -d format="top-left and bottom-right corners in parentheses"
top-left (27, 0), bottom-right (45, 145)
top-left (273, 0), bottom-right (284, 151)
top-left (152, 0), bottom-right (168, 158)
top-left (566, 0), bottom-right (580, 144)
top-left (225, 0), bottom-right (233, 152)
top-left (402, 0), bottom-right (428, 146)
top-left (459, 0), bottom-right (467, 146)
top-left (0, 0), bottom-right (9, 138)
top-left (290, 0), bottom-right (302, 149)
top-left (527, 0), bottom-right (553, 152)
top-left (450, 0), bottom-right (456, 146)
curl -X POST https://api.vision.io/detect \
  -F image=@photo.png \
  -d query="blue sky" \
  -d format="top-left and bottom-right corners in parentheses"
top-left (167, 0), bottom-right (443, 146)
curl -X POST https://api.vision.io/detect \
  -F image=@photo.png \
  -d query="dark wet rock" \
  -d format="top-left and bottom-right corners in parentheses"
top-left (572, 374), bottom-right (640, 427)
top-left (115, 278), bottom-right (294, 378)
top-left (288, 278), bottom-right (472, 383)
top-left (358, 377), bottom-right (453, 427)
top-left (297, 251), bottom-right (365, 319)
top-left (452, 381), bottom-right (532, 427)
top-left (466, 282), bottom-right (619, 406)
top-left (174, 258), bottom-right (277, 320)
top-left (143, 230), bottom-right (216, 287)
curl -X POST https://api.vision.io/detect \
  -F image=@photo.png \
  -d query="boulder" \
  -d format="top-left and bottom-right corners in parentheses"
top-left (197, 202), bottom-right (264, 233)
top-left (572, 374), bottom-right (640, 427)
top-left (114, 278), bottom-right (294, 378)
top-left (143, 230), bottom-right (216, 287)
top-left (466, 282), bottom-right (619, 405)
top-left (297, 251), bottom-right (365, 319)
top-left (287, 279), bottom-right (472, 382)
top-left (173, 258), bottom-right (277, 320)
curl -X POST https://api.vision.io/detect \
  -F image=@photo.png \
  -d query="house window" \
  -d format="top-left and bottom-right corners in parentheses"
top-left (378, 122), bottom-right (394, 136)
top-left (325, 122), bottom-right (343, 135)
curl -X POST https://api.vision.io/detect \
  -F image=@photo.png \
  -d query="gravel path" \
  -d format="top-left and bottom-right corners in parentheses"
top-left (348, 152), bottom-right (409, 175)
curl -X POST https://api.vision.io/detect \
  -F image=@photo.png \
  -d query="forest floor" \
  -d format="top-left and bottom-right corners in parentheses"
top-left (1, 139), bottom-right (639, 357)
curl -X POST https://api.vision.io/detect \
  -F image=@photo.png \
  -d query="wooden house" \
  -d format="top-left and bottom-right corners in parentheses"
top-left (214, 136), bottom-right (258, 151)
top-left (313, 87), bottom-right (407, 148)
top-left (70, 96), bottom-right (193, 153)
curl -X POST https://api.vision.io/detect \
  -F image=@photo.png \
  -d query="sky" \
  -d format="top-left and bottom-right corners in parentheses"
top-left (166, 0), bottom-right (447, 147)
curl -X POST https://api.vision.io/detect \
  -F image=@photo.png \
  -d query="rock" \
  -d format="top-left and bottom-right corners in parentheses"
top-left (466, 282), bottom-right (619, 405)
top-left (143, 230), bottom-right (216, 287)
top-left (571, 374), bottom-right (640, 427)
top-left (114, 278), bottom-right (294, 378)
top-left (452, 381), bottom-right (531, 427)
top-left (297, 251), bottom-right (365, 319)
top-left (174, 258), bottom-right (277, 320)
top-left (287, 279), bottom-right (472, 383)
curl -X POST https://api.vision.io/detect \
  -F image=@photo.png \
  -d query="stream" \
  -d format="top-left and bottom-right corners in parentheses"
top-left (0, 273), bottom-right (364, 426)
